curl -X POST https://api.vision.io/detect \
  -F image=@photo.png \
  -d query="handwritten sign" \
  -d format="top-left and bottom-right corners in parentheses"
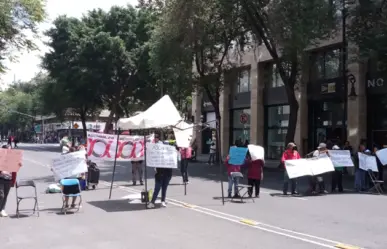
top-left (376, 148), bottom-right (387, 165)
top-left (248, 145), bottom-right (264, 161)
top-left (285, 156), bottom-right (335, 179)
top-left (229, 147), bottom-right (248, 165)
top-left (52, 151), bottom-right (88, 180)
top-left (358, 152), bottom-right (378, 172)
top-left (328, 150), bottom-right (354, 167)
top-left (0, 149), bottom-right (23, 172)
top-left (146, 143), bottom-right (178, 168)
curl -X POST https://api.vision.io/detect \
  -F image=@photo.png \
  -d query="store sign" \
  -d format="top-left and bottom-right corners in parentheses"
top-left (367, 78), bottom-right (384, 88)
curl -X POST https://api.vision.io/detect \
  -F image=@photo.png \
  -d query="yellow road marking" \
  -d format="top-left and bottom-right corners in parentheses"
top-left (335, 243), bottom-right (362, 249)
top-left (183, 203), bottom-right (196, 208)
top-left (240, 219), bottom-right (258, 226)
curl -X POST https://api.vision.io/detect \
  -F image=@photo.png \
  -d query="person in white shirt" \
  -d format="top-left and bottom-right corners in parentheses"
top-left (208, 141), bottom-right (216, 165)
top-left (310, 143), bottom-right (328, 194)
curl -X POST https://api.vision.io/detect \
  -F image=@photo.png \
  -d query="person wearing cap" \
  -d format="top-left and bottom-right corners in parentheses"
top-left (281, 142), bottom-right (300, 195)
top-left (331, 145), bottom-right (344, 192)
top-left (310, 143), bottom-right (329, 194)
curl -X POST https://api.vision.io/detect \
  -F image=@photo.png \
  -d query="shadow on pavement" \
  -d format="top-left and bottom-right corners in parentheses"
top-left (88, 199), bottom-right (146, 212)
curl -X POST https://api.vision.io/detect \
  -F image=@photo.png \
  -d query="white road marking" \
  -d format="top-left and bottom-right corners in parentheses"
top-left (24, 155), bottom-right (361, 249)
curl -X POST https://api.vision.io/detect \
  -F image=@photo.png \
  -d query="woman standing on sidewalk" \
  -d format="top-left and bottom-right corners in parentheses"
top-left (281, 142), bottom-right (300, 195)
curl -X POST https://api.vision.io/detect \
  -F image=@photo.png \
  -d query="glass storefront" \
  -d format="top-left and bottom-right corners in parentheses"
top-left (265, 105), bottom-right (289, 159)
top-left (230, 108), bottom-right (251, 145)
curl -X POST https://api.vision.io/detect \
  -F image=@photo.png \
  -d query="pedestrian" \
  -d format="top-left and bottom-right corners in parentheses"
top-left (225, 155), bottom-right (241, 198)
top-left (331, 145), bottom-right (344, 193)
top-left (7, 136), bottom-right (12, 148)
top-left (354, 143), bottom-right (369, 192)
top-left (310, 143), bottom-right (329, 194)
top-left (180, 147), bottom-right (191, 184)
top-left (281, 142), bottom-right (300, 195)
top-left (132, 161), bottom-right (144, 186)
top-left (208, 140), bottom-right (216, 165)
top-left (0, 145), bottom-right (20, 217)
top-left (247, 155), bottom-right (264, 198)
top-left (372, 144), bottom-right (384, 190)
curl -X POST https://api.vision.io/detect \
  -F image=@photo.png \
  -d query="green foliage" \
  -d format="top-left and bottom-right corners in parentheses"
top-left (0, 0), bottom-right (45, 73)
top-left (349, 0), bottom-right (387, 72)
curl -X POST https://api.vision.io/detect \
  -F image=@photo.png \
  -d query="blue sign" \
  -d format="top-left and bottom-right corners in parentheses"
top-left (229, 147), bottom-right (248, 165)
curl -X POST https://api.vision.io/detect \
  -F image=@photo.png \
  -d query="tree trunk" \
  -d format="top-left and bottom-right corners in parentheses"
top-left (284, 84), bottom-right (299, 145)
top-left (215, 106), bottom-right (222, 163)
top-left (105, 101), bottom-right (117, 134)
top-left (79, 109), bottom-right (87, 139)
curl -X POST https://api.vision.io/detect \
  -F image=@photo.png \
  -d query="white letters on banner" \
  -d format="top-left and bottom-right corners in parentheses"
top-left (86, 132), bottom-right (154, 161)
top-left (285, 156), bottom-right (335, 179)
top-left (327, 150), bottom-right (354, 167)
top-left (358, 152), bottom-right (378, 172)
top-left (146, 143), bottom-right (178, 168)
top-left (247, 144), bottom-right (265, 161)
top-left (52, 151), bottom-right (88, 181)
top-left (376, 148), bottom-right (387, 165)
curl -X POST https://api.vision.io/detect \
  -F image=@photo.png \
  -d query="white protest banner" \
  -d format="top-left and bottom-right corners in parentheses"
top-left (146, 143), bottom-right (178, 168)
top-left (285, 156), bottom-right (335, 179)
top-left (247, 144), bottom-right (265, 161)
top-left (174, 129), bottom-right (192, 148)
top-left (87, 132), bottom-right (154, 161)
top-left (358, 152), bottom-right (378, 172)
top-left (52, 151), bottom-right (88, 181)
top-left (328, 150), bottom-right (354, 167)
top-left (376, 148), bottom-right (387, 165)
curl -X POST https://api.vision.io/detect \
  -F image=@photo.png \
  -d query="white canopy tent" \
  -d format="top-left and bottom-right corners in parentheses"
top-left (118, 95), bottom-right (182, 130)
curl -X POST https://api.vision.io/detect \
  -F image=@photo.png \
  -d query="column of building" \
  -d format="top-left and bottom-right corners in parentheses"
top-left (250, 62), bottom-right (264, 146)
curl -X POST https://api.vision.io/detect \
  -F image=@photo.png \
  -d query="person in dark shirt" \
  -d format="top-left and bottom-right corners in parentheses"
top-left (147, 167), bottom-right (172, 209)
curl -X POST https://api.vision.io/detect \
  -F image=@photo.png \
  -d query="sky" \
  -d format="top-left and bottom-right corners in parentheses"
top-left (1, 0), bottom-right (138, 85)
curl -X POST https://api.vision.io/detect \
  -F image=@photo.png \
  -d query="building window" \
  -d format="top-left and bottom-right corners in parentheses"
top-left (266, 105), bottom-right (289, 159)
top-left (237, 69), bottom-right (251, 93)
top-left (231, 108), bottom-right (251, 145)
top-left (313, 49), bottom-right (341, 80)
top-left (269, 64), bottom-right (284, 88)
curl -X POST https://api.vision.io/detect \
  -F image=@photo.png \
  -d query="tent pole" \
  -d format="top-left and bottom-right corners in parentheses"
top-left (144, 134), bottom-right (148, 208)
top-left (109, 126), bottom-right (120, 200)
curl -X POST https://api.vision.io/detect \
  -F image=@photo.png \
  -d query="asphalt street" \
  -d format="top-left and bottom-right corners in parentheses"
top-left (1, 143), bottom-right (386, 249)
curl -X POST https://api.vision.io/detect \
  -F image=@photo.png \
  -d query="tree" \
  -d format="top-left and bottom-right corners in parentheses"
top-left (349, 0), bottom-right (387, 73)
top-left (0, 0), bottom-right (45, 73)
top-left (231, 0), bottom-right (339, 144)
top-left (148, 0), bottom-right (245, 157)
top-left (43, 16), bottom-right (103, 138)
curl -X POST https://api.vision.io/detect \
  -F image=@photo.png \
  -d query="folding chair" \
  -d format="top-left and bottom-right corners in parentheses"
top-left (230, 172), bottom-right (255, 203)
top-left (60, 179), bottom-right (82, 214)
top-left (367, 170), bottom-right (384, 195)
top-left (16, 180), bottom-right (40, 218)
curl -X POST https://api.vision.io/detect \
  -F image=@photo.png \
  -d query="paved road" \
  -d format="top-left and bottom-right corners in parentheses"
top-left (1, 144), bottom-right (385, 249)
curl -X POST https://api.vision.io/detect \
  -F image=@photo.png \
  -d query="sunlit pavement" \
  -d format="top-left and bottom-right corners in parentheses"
top-left (1, 144), bottom-right (385, 249)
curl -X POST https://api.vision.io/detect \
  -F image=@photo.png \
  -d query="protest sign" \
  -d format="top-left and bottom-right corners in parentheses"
top-left (358, 152), bottom-right (378, 172)
top-left (87, 132), bottom-right (154, 161)
top-left (328, 150), bottom-right (354, 167)
top-left (228, 147), bottom-right (248, 165)
top-left (376, 148), bottom-right (387, 165)
top-left (146, 143), bottom-right (178, 168)
top-left (52, 151), bottom-right (88, 180)
top-left (0, 149), bottom-right (23, 172)
top-left (174, 129), bottom-right (192, 148)
top-left (285, 156), bottom-right (335, 179)
top-left (247, 145), bottom-right (264, 161)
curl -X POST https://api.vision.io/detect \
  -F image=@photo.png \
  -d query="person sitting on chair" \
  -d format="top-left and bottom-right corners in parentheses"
top-left (61, 179), bottom-right (80, 209)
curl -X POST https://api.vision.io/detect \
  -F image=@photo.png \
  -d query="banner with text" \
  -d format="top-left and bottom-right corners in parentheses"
top-left (285, 156), bottom-right (335, 179)
top-left (358, 152), bottom-right (378, 172)
top-left (327, 150), bottom-right (354, 167)
top-left (0, 149), bottom-right (23, 172)
top-left (87, 132), bottom-right (154, 161)
top-left (52, 151), bottom-right (88, 180)
top-left (146, 143), bottom-right (178, 168)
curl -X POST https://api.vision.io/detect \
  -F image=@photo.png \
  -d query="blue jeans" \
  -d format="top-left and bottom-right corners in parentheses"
top-left (151, 174), bottom-right (171, 203)
top-left (228, 176), bottom-right (239, 195)
top-left (355, 168), bottom-right (366, 191)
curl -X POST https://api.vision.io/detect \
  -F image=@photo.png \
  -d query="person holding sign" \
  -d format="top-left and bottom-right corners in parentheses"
top-left (310, 143), bottom-right (329, 194)
top-left (372, 145), bottom-right (385, 190)
top-left (330, 145), bottom-right (344, 193)
top-left (281, 143), bottom-right (300, 195)
top-left (247, 154), bottom-right (264, 198)
top-left (354, 144), bottom-right (369, 192)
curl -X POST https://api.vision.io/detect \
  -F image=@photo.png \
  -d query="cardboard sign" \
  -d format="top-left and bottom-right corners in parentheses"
top-left (285, 156), bottom-right (335, 179)
top-left (146, 143), bottom-right (178, 168)
top-left (328, 150), bottom-right (354, 167)
top-left (228, 147), bottom-right (248, 165)
top-left (248, 145), bottom-right (264, 161)
top-left (376, 148), bottom-right (387, 165)
top-left (52, 151), bottom-right (88, 180)
top-left (358, 152), bottom-right (378, 172)
top-left (0, 149), bottom-right (23, 172)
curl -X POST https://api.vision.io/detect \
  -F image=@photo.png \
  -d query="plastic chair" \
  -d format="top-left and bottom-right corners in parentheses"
top-left (16, 180), bottom-right (40, 218)
top-left (230, 172), bottom-right (255, 203)
top-left (60, 178), bottom-right (82, 214)
top-left (367, 170), bottom-right (384, 195)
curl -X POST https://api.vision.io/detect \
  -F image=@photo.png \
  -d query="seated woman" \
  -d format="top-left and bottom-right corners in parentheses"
top-left (61, 179), bottom-right (80, 209)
